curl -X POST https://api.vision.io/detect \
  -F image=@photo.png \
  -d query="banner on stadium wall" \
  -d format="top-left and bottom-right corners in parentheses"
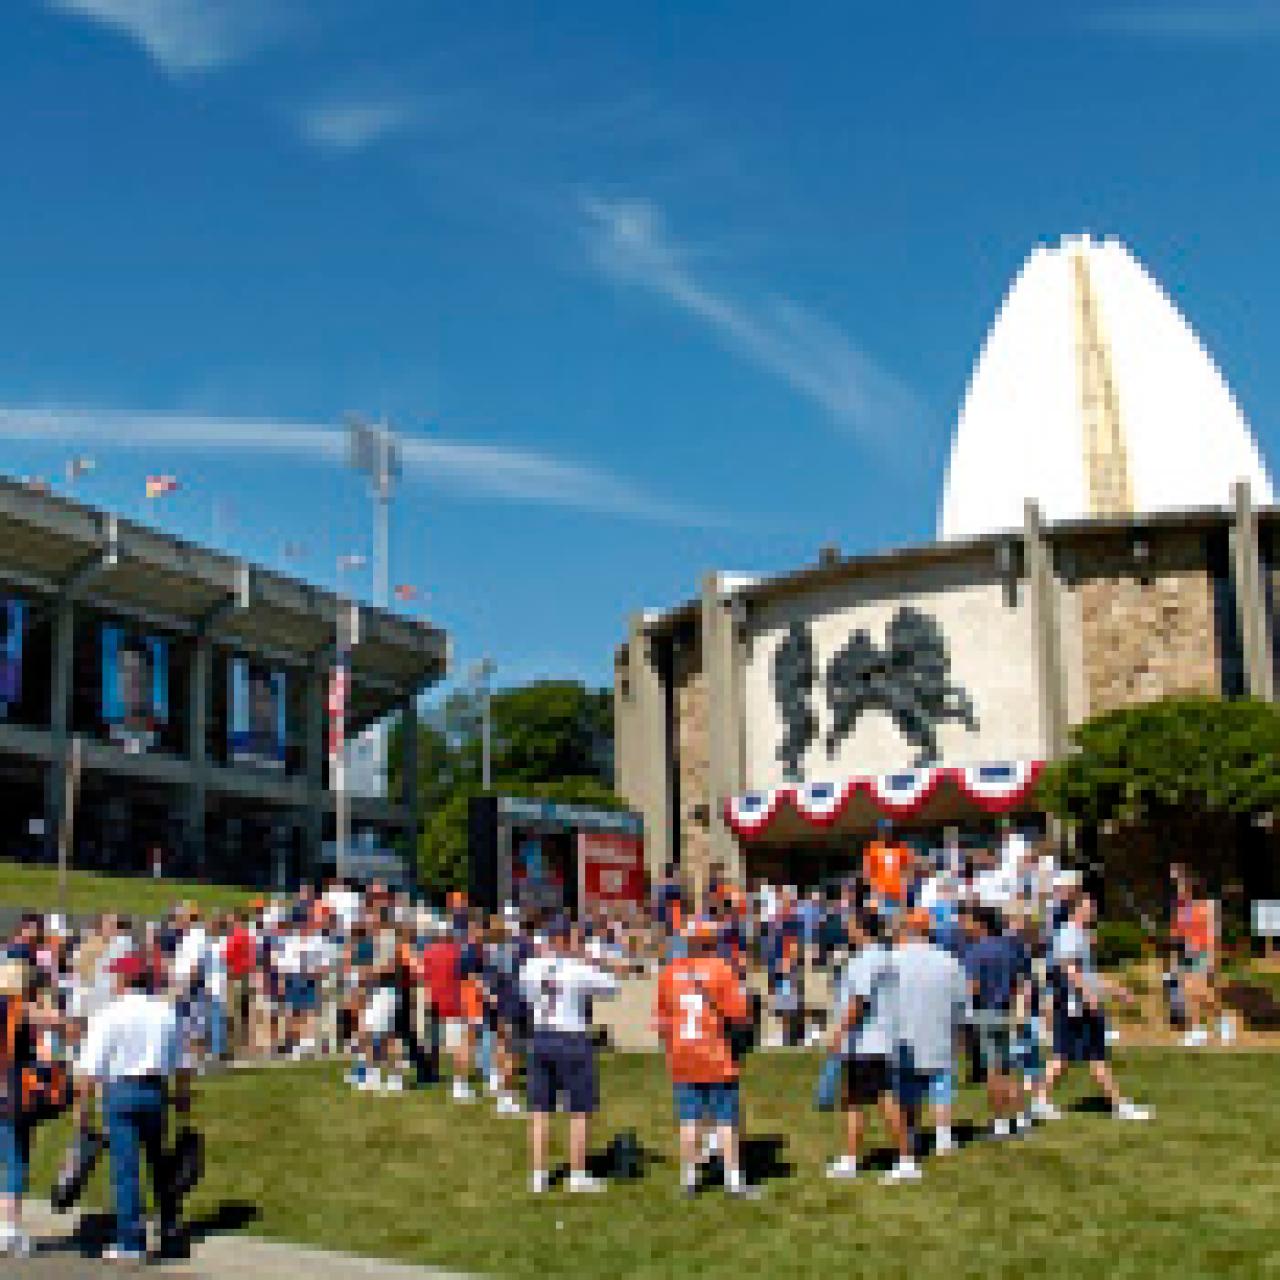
top-left (228, 657), bottom-right (287, 769)
top-left (101, 623), bottom-right (169, 754)
top-left (0, 598), bottom-right (25, 719)
top-left (577, 831), bottom-right (646, 911)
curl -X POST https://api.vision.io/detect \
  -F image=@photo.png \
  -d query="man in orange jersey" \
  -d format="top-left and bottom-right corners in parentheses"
top-left (862, 820), bottom-right (914, 923)
top-left (654, 919), bottom-right (759, 1198)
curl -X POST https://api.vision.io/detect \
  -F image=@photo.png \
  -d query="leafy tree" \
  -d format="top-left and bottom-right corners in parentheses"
top-left (1038, 695), bottom-right (1280, 897)
top-left (390, 679), bottom-right (621, 893)
top-left (1040, 696), bottom-right (1280, 825)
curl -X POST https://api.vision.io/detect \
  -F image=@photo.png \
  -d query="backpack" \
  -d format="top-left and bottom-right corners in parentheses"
top-left (1, 994), bottom-right (69, 1124)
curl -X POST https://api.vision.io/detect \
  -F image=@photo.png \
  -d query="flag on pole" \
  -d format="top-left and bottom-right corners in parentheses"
top-left (326, 656), bottom-right (349, 763)
top-left (145, 475), bottom-right (179, 499)
top-left (393, 583), bottom-right (418, 603)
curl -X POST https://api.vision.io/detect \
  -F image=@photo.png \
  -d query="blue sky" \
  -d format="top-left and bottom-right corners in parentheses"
top-left (3, 0), bottom-right (1280, 691)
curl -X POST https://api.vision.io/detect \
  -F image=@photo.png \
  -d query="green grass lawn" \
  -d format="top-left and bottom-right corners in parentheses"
top-left (31, 1049), bottom-right (1280, 1278)
top-left (0, 859), bottom-right (256, 921)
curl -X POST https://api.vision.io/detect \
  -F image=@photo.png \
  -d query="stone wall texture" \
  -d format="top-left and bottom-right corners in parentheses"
top-left (1077, 532), bottom-right (1221, 717)
top-left (672, 636), bottom-right (710, 888)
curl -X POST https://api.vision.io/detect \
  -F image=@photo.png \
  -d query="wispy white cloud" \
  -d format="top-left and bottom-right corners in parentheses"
top-left (580, 196), bottom-right (923, 446)
top-left (0, 404), bottom-right (716, 527)
top-left (296, 96), bottom-right (417, 153)
top-left (44, 0), bottom-right (288, 73)
top-left (1087, 1), bottom-right (1280, 40)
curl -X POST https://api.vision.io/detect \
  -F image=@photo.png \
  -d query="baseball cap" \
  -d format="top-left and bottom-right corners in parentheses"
top-left (109, 951), bottom-right (150, 983)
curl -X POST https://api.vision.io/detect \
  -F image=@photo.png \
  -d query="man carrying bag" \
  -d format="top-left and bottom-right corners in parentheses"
top-left (75, 950), bottom-right (187, 1264)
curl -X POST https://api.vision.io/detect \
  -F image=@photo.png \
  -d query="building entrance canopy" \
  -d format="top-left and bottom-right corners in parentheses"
top-left (724, 759), bottom-right (1043, 841)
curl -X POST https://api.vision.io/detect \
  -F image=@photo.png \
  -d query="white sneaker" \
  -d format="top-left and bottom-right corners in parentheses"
top-left (933, 1128), bottom-right (954, 1155)
top-left (496, 1094), bottom-right (523, 1116)
top-left (567, 1171), bottom-right (607, 1194)
top-left (529, 1170), bottom-right (550, 1194)
top-left (991, 1118), bottom-right (1012, 1139)
top-left (0, 1229), bottom-right (31, 1259)
top-left (452, 1079), bottom-right (476, 1103)
top-left (1114, 1100), bottom-right (1152, 1122)
top-left (1031, 1099), bottom-right (1062, 1122)
top-left (1182, 1026), bottom-right (1209, 1048)
top-left (102, 1244), bottom-right (147, 1262)
top-left (1219, 1015), bottom-right (1237, 1045)
top-left (725, 1179), bottom-right (763, 1200)
top-left (358, 1068), bottom-right (382, 1092)
top-left (382, 1074), bottom-right (404, 1094)
top-left (825, 1155), bottom-right (859, 1180)
top-left (881, 1160), bottom-right (922, 1184)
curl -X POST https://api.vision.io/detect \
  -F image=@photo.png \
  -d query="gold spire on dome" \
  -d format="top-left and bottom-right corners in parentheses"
top-left (1072, 244), bottom-right (1134, 517)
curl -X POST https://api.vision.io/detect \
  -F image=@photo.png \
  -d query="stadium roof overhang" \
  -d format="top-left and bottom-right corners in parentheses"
top-left (0, 474), bottom-right (447, 730)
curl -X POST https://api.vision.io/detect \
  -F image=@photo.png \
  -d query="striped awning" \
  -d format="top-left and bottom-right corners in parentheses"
top-left (724, 760), bottom-right (1044, 840)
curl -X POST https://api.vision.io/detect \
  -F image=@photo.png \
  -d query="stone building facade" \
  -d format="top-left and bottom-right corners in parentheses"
top-left (614, 486), bottom-right (1277, 893)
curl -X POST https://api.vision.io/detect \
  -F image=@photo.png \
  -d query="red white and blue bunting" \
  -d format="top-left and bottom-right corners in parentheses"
top-left (724, 760), bottom-right (1044, 840)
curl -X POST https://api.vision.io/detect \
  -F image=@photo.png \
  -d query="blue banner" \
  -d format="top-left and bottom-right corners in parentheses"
top-left (228, 656), bottom-right (287, 768)
top-left (0, 598), bottom-right (24, 717)
top-left (101, 623), bottom-right (169, 752)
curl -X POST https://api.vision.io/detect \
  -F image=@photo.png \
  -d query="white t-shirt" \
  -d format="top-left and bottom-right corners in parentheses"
top-left (325, 888), bottom-right (362, 934)
top-left (519, 955), bottom-right (619, 1035)
top-left (172, 927), bottom-right (210, 991)
top-left (77, 991), bottom-right (180, 1083)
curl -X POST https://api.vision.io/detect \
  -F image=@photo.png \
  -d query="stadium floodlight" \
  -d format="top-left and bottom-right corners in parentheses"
top-left (345, 415), bottom-right (402, 610)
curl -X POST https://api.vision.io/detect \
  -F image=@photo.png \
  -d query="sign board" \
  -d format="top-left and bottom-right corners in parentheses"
top-left (1252, 900), bottom-right (1280, 938)
top-left (578, 832), bottom-right (646, 912)
top-left (498, 796), bottom-right (642, 838)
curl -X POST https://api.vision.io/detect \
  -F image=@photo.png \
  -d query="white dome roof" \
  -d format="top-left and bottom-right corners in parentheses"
top-left (939, 235), bottom-right (1273, 540)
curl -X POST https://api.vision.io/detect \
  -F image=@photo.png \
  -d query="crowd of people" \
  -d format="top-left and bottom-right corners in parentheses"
top-left (1, 819), bottom-right (1225, 1261)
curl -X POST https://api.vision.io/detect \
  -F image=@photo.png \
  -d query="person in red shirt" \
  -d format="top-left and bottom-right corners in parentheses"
top-left (222, 915), bottom-right (257, 1060)
top-left (654, 919), bottom-right (758, 1198)
top-left (418, 920), bottom-right (474, 1102)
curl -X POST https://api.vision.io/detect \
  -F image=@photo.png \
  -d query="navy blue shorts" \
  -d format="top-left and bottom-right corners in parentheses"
top-left (526, 1030), bottom-right (598, 1115)
top-left (1053, 1008), bottom-right (1108, 1063)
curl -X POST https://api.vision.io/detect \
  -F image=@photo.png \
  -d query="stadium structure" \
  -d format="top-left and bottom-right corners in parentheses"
top-left (0, 473), bottom-right (446, 888)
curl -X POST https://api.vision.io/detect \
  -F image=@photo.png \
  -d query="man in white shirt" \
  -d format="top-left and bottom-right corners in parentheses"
top-left (518, 918), bottom-right (620, 1194)
top-left (76, 950), bottom-right (186, 1264)
top-left (884, 909), bottom-right (969, 1181)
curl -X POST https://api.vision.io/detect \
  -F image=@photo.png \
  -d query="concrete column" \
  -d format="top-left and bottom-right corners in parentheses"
top-left (1024, 501), bottom-right (1069, 759)
top-left (1230, 480), bottom-right (1275, 701)
top-left (184, 634), bottom-right (211, 874)
top-left (303, 660), bottom-right (327, 878)
top-left (701, 572), bottom-right (745, 888)
top-left (43, 597), bottom-right (75, 861)
top-left (623, 612), bottom-right (671, 882)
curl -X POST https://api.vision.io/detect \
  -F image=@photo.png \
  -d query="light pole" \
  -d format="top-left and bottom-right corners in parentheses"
top-left (468, 659), bottom-right (496, 791)
top-left (345, 416), bottom-right (401, 610)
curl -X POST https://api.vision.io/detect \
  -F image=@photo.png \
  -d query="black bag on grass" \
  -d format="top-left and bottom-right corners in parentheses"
top-left (51, 1126), bottom-right (104, 1212)
top-left (170, 1125), bottom-right (204, 1200)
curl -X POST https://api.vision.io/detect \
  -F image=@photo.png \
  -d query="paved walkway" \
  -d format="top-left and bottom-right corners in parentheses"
top-left (13, 1203), bottom-right (475, 1279)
